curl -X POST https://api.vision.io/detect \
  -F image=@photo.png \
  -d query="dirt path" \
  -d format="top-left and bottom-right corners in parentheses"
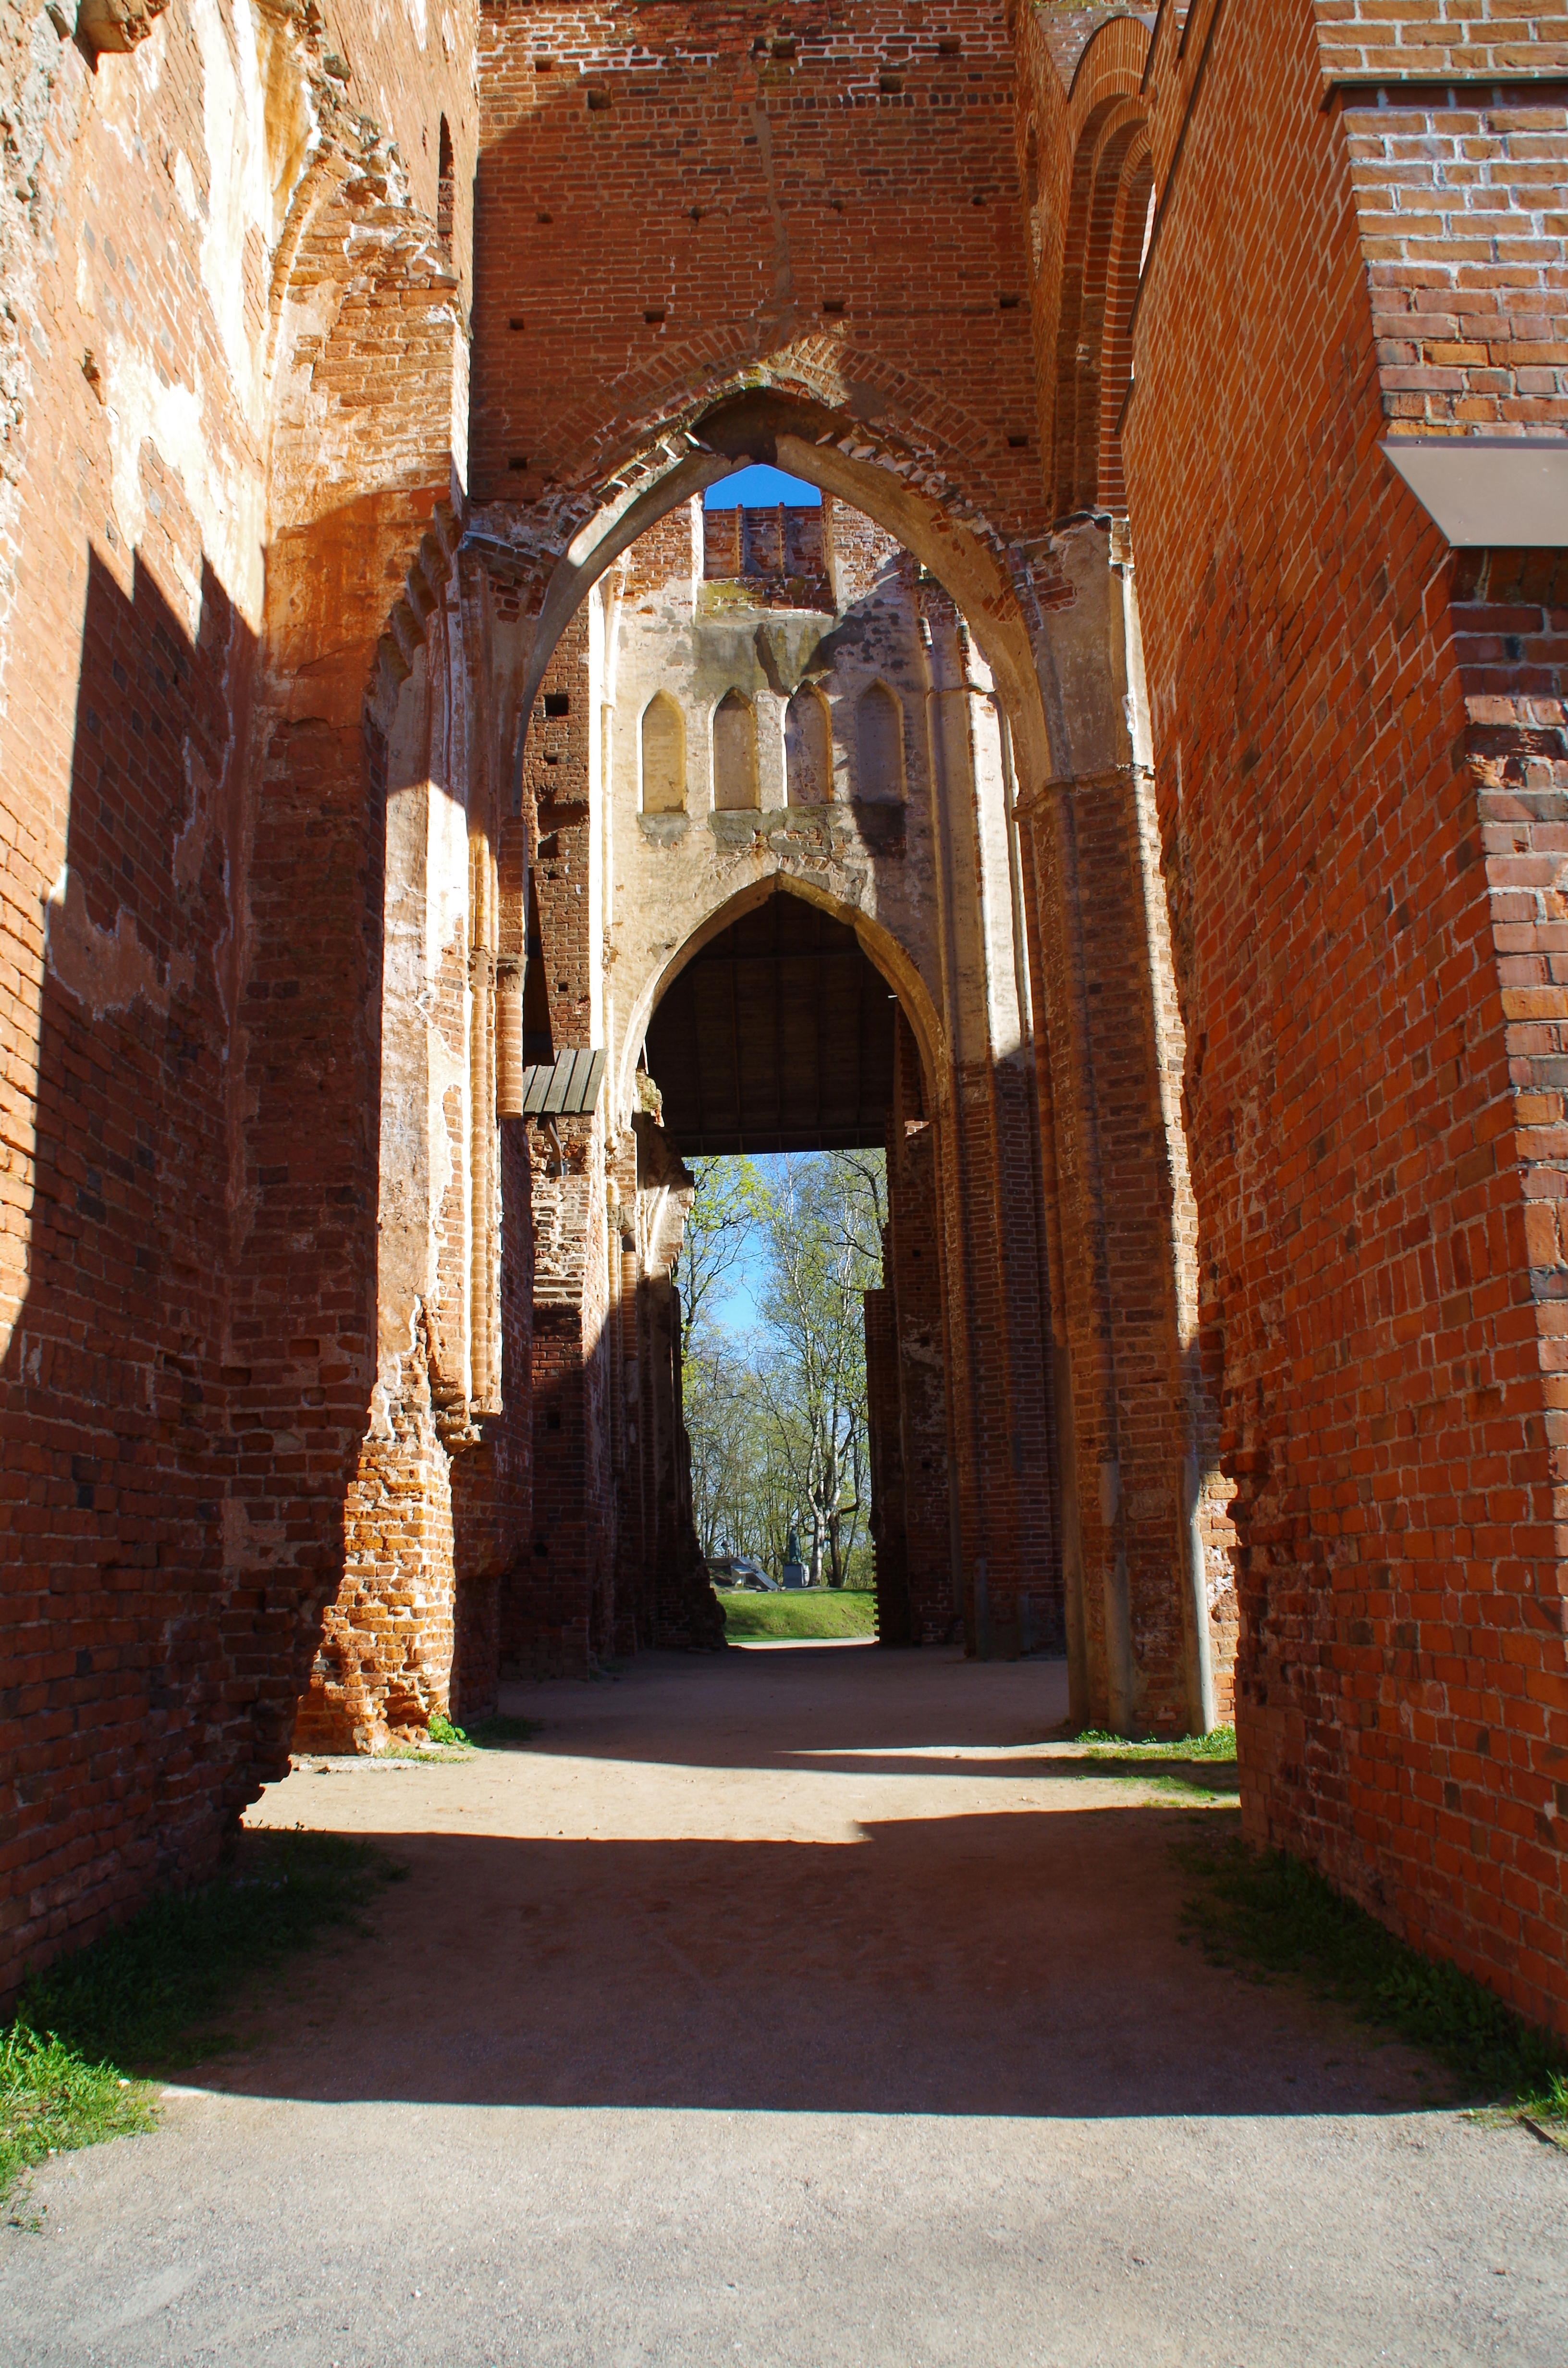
top-left (3, 1647), bottom-right (1562, 2364)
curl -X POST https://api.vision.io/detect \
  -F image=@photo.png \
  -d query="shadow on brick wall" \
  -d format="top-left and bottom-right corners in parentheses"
top-left (0, 547), bottom-right (255, 1983)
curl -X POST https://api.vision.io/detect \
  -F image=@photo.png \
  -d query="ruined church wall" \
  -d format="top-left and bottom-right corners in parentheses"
top-left (0, 0), bottom-right (481, 1984)
top-left (1126, 0), bottom-right (1568, 2031)
top-left (603, 496), bottom-right (944, 1125)
top-left (451, 1113), bottom-right (534, 1720)
top-left (883, 1010), bottom-right (956, 1649)
top-left (471, 1), bottom-right (1043, 540)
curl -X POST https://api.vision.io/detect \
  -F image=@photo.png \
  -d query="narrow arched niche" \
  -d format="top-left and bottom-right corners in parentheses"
top-left (785, 685), bottom-right (833, 806)
top-left (641, 691), bottom-right (686, 813)
top-left (436, 116), bottom-right (455, 257)
top-left (855, 681), bottom-right (905, 803)
top-left (712, 691), bottom-right (760, 811)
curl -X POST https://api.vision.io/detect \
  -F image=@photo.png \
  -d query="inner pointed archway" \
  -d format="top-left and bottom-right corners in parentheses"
top-left (646, 893), bottom-right (898, 1157)
top-left (509, 386), bottom-right (1061, 808)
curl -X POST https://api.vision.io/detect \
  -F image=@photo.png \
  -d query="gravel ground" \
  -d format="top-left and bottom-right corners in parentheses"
top-left (3, 1647), bottom-right (1563, 2367)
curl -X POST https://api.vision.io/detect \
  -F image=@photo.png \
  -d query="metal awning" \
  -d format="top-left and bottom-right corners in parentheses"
top-left (519, 1048), bottom-right (606, 1116)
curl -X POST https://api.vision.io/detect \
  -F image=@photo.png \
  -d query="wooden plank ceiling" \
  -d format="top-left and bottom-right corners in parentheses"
top-left (645, 893), bottom-right (897, 1154)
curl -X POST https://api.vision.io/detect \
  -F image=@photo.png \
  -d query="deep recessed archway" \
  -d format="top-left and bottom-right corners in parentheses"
top-left (645, 889), bottom-right (898, 1157)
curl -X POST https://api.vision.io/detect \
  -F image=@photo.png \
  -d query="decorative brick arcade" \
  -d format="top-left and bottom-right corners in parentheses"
top-left (0, 0), bottom-right (1563, 2048)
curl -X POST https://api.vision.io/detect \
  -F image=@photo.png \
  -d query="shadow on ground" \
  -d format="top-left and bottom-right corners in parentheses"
top-left (203, 1803), bottom-right (1433, 2122)
top-left (211, 1650), bottom-right (1443, 2125)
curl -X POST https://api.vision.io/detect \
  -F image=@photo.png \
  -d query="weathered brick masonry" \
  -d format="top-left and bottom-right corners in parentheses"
top-left (0, 0), bottom-right (482, 1967)
top-left (0, 0), bottom-right (1562, 2041)
top-left (1123, 0), bottom-right (1568, 2028)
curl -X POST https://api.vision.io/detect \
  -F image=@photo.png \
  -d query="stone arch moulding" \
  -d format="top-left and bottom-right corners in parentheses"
top-left (500, 381), bottom-right (1063, 808)
top-left (617, 875), bottom-right (945, 1140)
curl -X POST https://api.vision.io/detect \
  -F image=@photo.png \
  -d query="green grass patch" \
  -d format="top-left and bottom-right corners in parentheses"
top-left (1077, 1723), bottom-right (1237, 1761)
top-left (1, 2025), bottom-right (155, 2214)
top-left (1179, 1830), bottom-right (1568, 2120)
top-left (1068, 1725), bottom-right (1238, 1802)
top-left (716, 1585), bottom-right (878, 1640)
top-left (3, 1828), bottom-right (404, 2207)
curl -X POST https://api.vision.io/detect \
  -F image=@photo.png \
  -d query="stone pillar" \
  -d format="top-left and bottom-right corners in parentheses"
top-left (288, 559), bottom-right (494, 1753)
top-left (884, 1013), bottom-right (960, 1644)
top-left (1015, 521), bottom-right (1230, 1734)
top-left (631, 1111), bottom-right (725, 1653)
top-left (920, 597), bottom-right (1060, 1659)
top-left (512, 1108), bottom-right (609, 1676)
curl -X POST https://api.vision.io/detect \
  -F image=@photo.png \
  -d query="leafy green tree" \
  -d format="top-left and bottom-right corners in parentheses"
top-left (675, 1157), bottom-right (763, 1364)
top-left (684, 1333), bottom-right (764, 1561)
top-left (756, 1153), bottom-right (885, 1586)
top-left (677, 1150), bottom-right (886, 1587)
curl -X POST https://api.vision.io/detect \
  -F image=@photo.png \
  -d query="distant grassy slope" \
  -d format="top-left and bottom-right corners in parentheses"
top-left (716, 1586), bottom-right (877, 1640)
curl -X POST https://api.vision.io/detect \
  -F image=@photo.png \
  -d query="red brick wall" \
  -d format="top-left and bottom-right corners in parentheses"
top-left (1127, 0), bottom-right (1568, 2030)
top-left (0, 0), bottom-right (478, 1984)
top-left (1314, 0), bottom-right (1568, 79)
top-left (619, 503), bottom-right (698, 597)
top-left (884, 1017), bottom-right (961, 1646)
top-left (524, 612), bottom-right (596, 1057)
top-left (453, 1118), bottom-right (536, 1720)
top-left (1342, 80), bottom-right (1568, 435)
top-left (516, 1296), bottom-right (596, 1676)
top-left (472, 1), bottom-right (1043, 532)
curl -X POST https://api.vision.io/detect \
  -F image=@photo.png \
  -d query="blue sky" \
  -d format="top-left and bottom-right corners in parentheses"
top-left (712, 1255), bottom-right (764, 1333)
top-left (703, 463), bottom-right (820, 509)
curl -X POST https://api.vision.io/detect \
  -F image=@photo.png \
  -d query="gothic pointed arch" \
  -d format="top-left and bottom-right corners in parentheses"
top-left (855, 681), bottom-right (906, 804)
top-left (621, 873), bottom-right (944, 1130)
top-left (712, 691), bottom-right (760, 812)
top-left (785, 685), bottom-right (833, 806)
top-left (1049, 17), bottom-right (1155, 521)
top-left (641, 691), bottom-right (686, 814)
